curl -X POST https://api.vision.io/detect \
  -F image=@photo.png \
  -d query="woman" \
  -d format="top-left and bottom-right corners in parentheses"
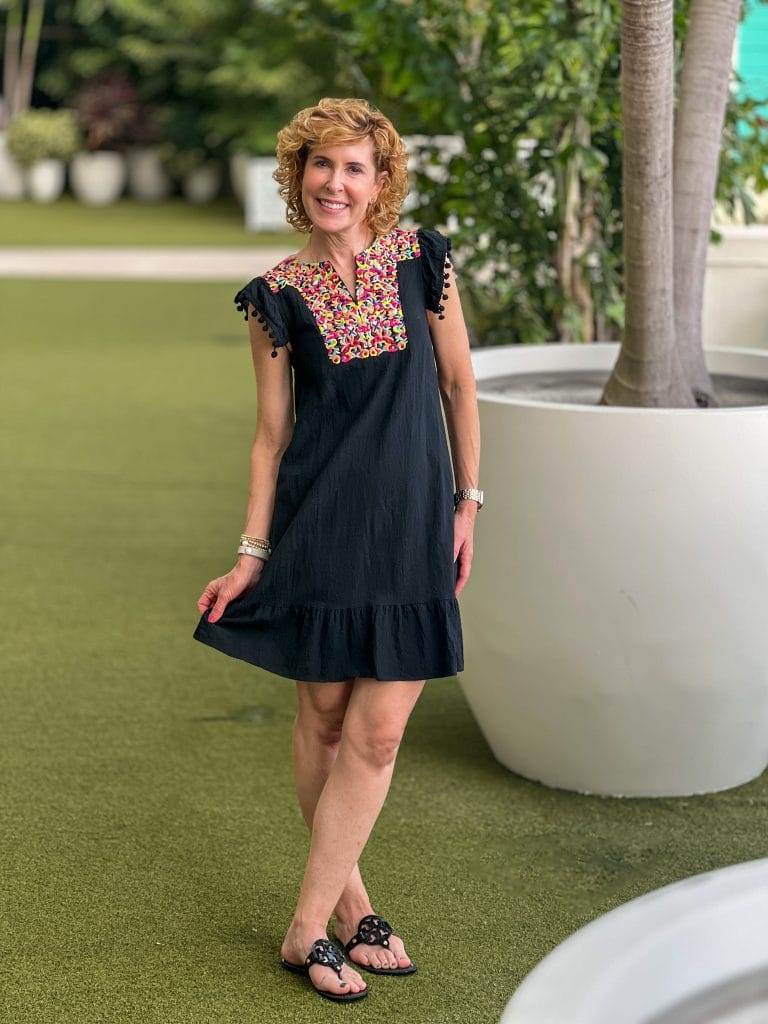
top-left (193, 97), bottom-right (482, 1003)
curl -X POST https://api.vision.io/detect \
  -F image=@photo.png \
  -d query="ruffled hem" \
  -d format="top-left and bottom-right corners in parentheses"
top-left (192, 597), bottom-right (464, 682)
top-left (417, 226), bottom-right (454, 318)
top-left (234, 276), bottom-right (290, 357)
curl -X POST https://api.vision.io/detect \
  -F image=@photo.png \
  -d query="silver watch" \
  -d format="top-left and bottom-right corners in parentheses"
top-left (453, 487), bottom-right (484, 509)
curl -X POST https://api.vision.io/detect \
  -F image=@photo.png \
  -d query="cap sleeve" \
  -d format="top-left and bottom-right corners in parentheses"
top-left (233, 276), bottom-right (290, 357)
top-left (417, 226), bottom-right (453, 319)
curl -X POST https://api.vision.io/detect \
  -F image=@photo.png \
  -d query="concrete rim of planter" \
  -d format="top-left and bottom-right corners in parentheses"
top-left (472, 342), bottom-right (768, 413)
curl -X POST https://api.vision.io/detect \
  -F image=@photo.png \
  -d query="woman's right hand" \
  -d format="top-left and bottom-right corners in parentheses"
top-left (197, 557), bottom-right (265, 623)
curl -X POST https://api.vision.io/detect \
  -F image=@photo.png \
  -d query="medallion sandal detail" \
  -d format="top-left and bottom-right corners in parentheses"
top-left (338, 914), bottom-right (418, 976)
top-left (280, 937), bottom-right (369, 1003)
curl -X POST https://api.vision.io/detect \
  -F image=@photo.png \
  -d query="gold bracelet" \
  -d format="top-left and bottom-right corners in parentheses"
top-left (240, 533), bottom-right (270, 549)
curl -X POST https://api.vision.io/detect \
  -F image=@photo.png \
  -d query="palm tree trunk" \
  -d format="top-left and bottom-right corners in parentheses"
top-left (601, 0), bottom-right (691, 406)
top-left (673, 0), bottom-right (742, 408)
top-left (2, 1), bottom-right (23, 130)
top-left (14, 0), bottom-right (45, 116)
top-left (555, 112), bottom-right (597, 343)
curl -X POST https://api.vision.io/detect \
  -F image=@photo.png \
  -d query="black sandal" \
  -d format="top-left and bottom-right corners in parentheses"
top-left (280, 937), bottom-right (368, 1002)
top-left (341, 914), bottom-right (418, 976)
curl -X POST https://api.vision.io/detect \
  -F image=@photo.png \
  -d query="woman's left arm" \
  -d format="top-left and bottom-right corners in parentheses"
top-left (427, 261), bottom-right (481, 598)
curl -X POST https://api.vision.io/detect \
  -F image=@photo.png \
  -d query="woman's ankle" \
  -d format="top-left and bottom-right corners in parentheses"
top-left (287, 913), bottom-right (329, 938)
top-left (333, 897), bottom-right (375, 926)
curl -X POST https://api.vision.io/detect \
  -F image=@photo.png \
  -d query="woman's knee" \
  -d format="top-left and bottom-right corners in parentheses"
top-left (295, 681), bottom-right (352, 746)
top-left (343, 725), bottom-right (403, 769)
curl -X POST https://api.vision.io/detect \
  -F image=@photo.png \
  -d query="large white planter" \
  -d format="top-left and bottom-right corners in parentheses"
top-left (502, 858), bottom-right (768, 1024)
top-left (0, 131), bottom-right (25, 199)
top-left (25, 158), bottom-right (65, 202)
top-left (182, 162), bottom-right (222, 204)
top-left (244, 155), bottom-right (287, 230)
top-left (127, 146), bottom-right (172, 201)
top-left (70, 150), bottom-right (127, 205)
top-left (463, 343), bottom-right (768, 797)
top-left (229, 151), bottom-right (249, 204)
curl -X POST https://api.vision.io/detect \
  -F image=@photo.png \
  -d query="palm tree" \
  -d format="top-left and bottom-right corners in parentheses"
top-left (1, 0), bottom-right (46, 130)
top-left (600, 0), bottom-right (743, 408)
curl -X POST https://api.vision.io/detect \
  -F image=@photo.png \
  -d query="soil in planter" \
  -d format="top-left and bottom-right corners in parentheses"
top-left (480, 370), bottom-right (768, 408)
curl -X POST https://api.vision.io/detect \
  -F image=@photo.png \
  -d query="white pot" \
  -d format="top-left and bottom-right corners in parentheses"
top-left (229, 151), bottom-right (249, 204)
top-left (0, 131), bottom-right (25, 199)
top-left (502, 858), bottom-right (768, 1024)
top-left (25, 158), bottom-right (65, 202)
top-left (243, 155), bottom-right (286, 231)
top-left (462, 342), bottom-right (768, 797)
top-left (70, 150), bottom-right (127, 205)
top-left (127, 146), bottom-right (172, 201)
top-left (182, 162), bottom-right (222, 204)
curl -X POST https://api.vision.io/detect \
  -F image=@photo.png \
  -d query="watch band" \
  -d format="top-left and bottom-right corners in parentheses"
top-left (454, 487), bottom-right (484, 509)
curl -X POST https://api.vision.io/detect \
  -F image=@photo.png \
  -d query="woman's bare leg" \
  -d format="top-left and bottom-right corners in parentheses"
top-left (280, 676), bottom-right (426, 994)
top-left (290, 681), bottom-right (375, 932)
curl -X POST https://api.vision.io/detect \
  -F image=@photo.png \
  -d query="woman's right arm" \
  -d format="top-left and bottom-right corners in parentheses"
top-left (197, 303), bottom-right (294, 622)
top-left (239, 299), bottom-right (295, 555)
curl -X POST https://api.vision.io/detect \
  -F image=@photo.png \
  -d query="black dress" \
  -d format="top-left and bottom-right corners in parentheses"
top-left (192, 225), bottom-right (464, 682)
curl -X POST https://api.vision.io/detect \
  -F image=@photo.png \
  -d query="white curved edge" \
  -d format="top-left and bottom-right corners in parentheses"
top-left (501, 858), bottom-right (768, 1024)
top-left (472, 343), bottom-right (768, 413)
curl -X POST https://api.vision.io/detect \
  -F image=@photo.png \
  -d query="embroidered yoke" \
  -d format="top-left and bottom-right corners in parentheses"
top-left (193, 225), bottom-right (463, 682)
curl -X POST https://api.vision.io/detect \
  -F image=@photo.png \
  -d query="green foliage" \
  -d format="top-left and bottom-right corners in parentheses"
top-left (6, 108), bottom-right (81, 164)
top-left (317, 0), bottom-right (766, 346)
top-left (36, 0), bottom-right (349, 160)
top-left (29, 0), bottom-right (767, 342)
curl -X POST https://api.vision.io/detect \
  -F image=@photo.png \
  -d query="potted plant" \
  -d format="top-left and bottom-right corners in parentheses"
top-left (6, 108), bottom-right (80, 202)
top-left (69, 70), bottom-right (145, 205)
top-left (125, 102), bottom-right (172, 202)
top-left (158, 106), bottom-right (224, 205)
top-left (0, 0), bottom-right (46, 199)
top-left (227, 125), bottom-right (270, 205)
top-left (458, 0), bottom-right (767, 798)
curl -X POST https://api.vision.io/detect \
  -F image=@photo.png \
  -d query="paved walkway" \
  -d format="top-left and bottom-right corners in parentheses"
top-left (0, 246), bottom-right (291, 280)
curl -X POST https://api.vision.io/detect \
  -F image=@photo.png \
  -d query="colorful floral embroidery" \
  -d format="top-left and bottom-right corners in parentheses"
top-left (262, 227), bottom-right (421, 364)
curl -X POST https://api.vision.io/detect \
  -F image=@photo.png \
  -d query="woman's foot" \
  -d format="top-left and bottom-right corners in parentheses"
top-left (334, 912), bottom-right (414, 971)
top-left (280, 922), bottom-right (368, 997)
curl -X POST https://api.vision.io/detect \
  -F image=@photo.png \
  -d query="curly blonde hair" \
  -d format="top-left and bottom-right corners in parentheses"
top-left (273, 97), bottom-right (410, 236)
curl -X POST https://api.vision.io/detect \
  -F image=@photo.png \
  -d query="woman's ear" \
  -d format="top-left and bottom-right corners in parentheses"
top-left (374, 169), bottom-right (389, 200)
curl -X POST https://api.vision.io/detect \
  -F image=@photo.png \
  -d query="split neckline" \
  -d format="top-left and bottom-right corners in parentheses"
top-left (261, 226), bottom-right (424, 363)
top-left (288, 229), bottom-right (391, 268)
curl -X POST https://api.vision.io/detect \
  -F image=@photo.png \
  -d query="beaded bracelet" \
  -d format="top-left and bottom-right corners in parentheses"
top-left (238, 532), bottom-right (271, 562)
top-left (237, 543), bottom-right (271, 561)
top-left (240, 533), bottom-right (270, 550)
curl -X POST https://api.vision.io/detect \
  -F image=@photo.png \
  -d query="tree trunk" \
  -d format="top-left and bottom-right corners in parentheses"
top-left (600, 0), bottom-right (692, 407)
top-left (673, 0), bottom-right (742, 408)
top-left (555, 112), bottom-right (597, 343)
top-left (15, 0), bottom-right (45, 117)
top-left (2, 1), bottom-right (23, 130)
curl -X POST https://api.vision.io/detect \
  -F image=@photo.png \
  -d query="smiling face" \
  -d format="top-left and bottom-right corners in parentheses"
top-left (301, 137), bottom-right (387, 235)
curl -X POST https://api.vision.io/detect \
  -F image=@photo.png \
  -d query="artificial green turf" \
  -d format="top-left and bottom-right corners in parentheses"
top-left (0, 197), bottom-right (300, 247)
top-left (2, 277), bottom-right (768, 1023)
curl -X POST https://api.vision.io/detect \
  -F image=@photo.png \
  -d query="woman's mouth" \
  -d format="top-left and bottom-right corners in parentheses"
top-left (317, 197), bottom-right (349, 212)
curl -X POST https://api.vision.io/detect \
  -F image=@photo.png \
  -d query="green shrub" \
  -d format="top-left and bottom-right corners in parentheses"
top-left (7, 109), bottom-right (81, 166)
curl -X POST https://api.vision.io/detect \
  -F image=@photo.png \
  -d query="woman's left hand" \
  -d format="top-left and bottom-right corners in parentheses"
top-left (453, 503), bottom-right (476, 597)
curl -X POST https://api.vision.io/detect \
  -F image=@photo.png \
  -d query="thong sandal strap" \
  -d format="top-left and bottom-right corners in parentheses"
top-left (344, 914), bottom-right (394, 953)
top-left (305, 938), bottom-right (345, 979)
